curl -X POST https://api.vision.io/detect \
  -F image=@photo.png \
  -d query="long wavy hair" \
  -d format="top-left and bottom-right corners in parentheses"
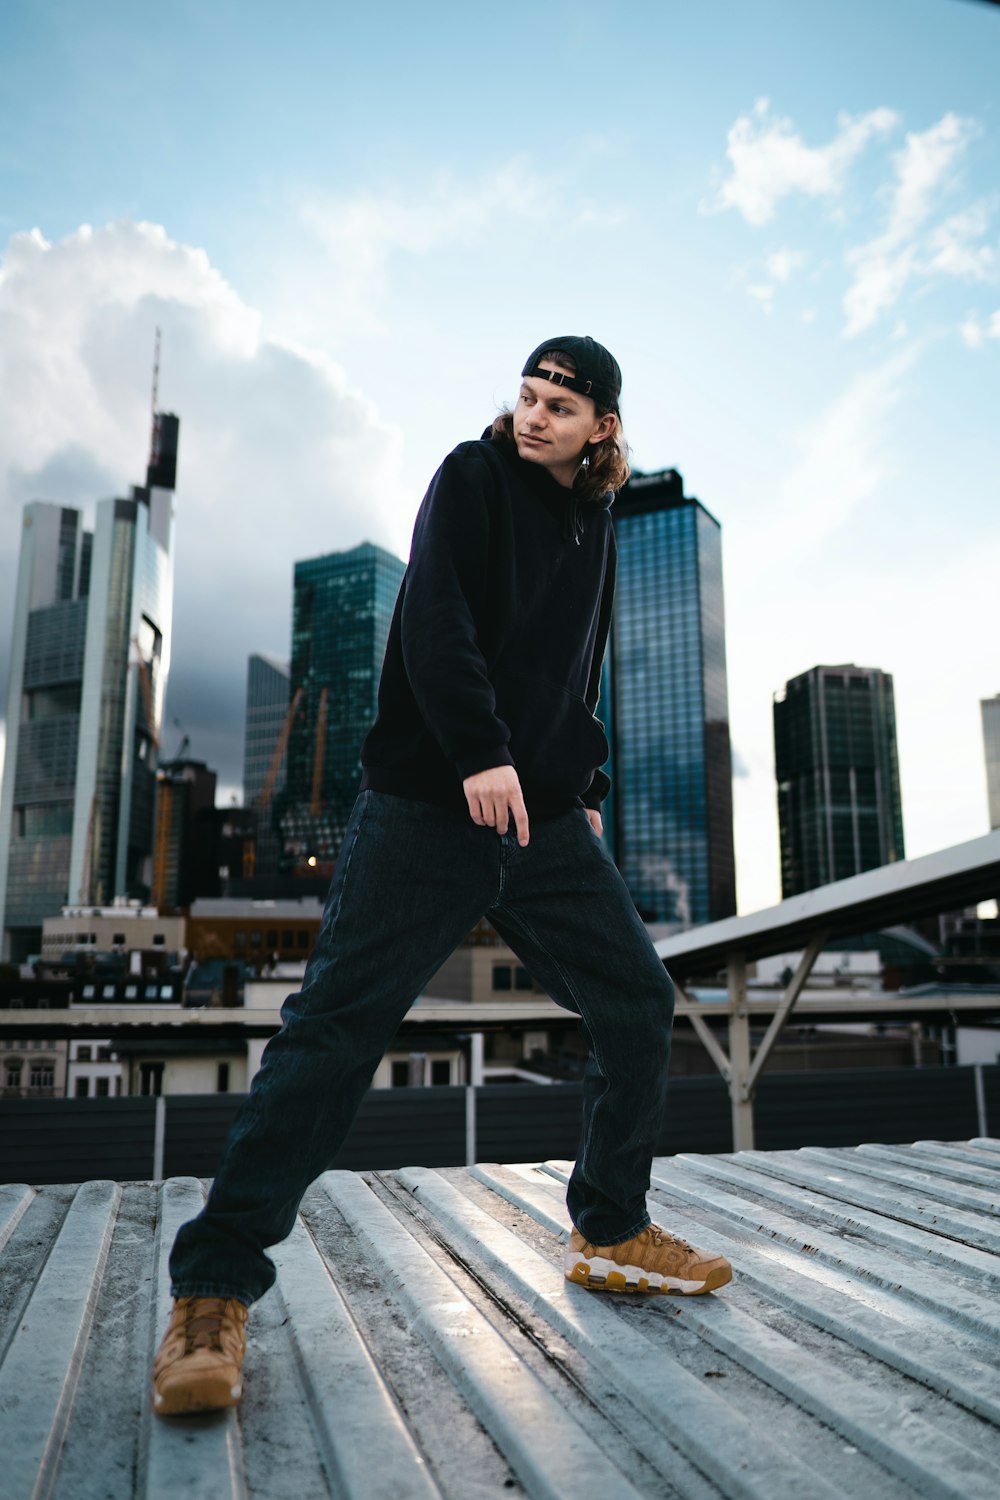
top-left (490, 348), bottom-right (631, 500)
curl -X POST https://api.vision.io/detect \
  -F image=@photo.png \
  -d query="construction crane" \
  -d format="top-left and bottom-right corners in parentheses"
top-left (258, 686), bottom-right (304, 808)
top-left (310, 685), bottom-right (329, 816)
top-left (257, 681), bottom-right (331, 824)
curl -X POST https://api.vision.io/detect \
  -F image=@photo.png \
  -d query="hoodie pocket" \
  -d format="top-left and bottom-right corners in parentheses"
top-left (492, 665), bottom-right (610, 797)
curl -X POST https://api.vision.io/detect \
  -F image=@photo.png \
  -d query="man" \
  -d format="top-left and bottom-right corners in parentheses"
top-left (152, 336), bottom-right (732, 1417)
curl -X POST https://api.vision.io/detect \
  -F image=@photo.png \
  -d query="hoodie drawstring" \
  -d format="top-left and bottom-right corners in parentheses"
top-left (563, 497), bottom-right (584, 545)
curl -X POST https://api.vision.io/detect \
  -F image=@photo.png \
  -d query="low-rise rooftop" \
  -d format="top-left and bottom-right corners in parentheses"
top-left (2, 1138), bottom-right (999, 1497)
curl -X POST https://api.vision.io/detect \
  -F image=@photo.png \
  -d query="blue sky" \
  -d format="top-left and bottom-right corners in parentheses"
top-left (0, 0), bottom-right (998, 913)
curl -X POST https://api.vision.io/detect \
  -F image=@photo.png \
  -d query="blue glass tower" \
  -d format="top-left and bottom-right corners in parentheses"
top-left (277, 542), bottom-right (405, 874)
top-left (602, 468), bottom-right (736, 927)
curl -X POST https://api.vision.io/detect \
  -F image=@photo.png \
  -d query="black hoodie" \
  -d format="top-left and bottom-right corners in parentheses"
top-left (360, 431), bottom-right (616, 818)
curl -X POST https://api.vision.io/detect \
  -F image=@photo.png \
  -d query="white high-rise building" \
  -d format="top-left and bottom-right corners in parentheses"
top-left (0, 413), bottom-right (180, 962)
top-left (982, 694), bottom-right (1000, 831)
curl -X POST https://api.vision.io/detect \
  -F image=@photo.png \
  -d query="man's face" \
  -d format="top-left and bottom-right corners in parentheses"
top-left (512, 361), bottom-right (617, 487)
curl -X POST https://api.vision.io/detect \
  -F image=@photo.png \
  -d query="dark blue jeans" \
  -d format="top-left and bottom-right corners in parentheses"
top-left (169, 790), bottom-right (675, 1304)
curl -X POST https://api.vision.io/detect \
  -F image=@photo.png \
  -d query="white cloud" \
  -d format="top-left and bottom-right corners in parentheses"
top-left (925, 202), bottom-right (996, 280)
top-left (766, 248), bottom-right (806, 283)
top-left (754, 345), bottom-right (917, 564)
top-left (962, 307), bottom-right (1000, 346)
top-left (746, 282), bottom-right (774, 311)
top-left (843, 114), bottom-right (986, 337)
top-left (0, 220), bottom-right (411, 785)
top-left (708, 99), bottom-right (897, 226)
top-left (287, 159), bottom-right (621, 337)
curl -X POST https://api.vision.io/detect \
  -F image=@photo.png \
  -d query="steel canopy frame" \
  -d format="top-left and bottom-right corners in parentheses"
top-left (655, 828), bottom-right (1000, 1149)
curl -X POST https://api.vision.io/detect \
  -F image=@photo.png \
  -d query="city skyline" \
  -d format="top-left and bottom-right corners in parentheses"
top-left (0, 0), bottom-right (997, 915)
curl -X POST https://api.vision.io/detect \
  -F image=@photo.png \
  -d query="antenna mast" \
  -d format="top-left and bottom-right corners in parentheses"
top-left (151, 326), bottom-right (161, 417)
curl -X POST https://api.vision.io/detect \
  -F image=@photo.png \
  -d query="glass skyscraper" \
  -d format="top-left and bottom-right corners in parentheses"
top-left (981, 694), bottom-right (1000, 831)
top-left (276, 542), bottom-right (405, 874)
top-left (242, 653), bottom-right (290, 882)
top-left (774, 663), bottom-right (905, 898)
top-left (0, 413), bottom-right (179, 961)
top-left (603, 468), bottom-right (736, 927)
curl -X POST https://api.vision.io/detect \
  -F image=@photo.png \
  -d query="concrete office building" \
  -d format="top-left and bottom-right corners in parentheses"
top-left (0, 413), bottom-right (180, 960)
top-left (982, 694), bottom-right (1000, 831)
top-left (276, 541), bottom-right (405, 875)
top-left (774, 663), bottom-right (905, 898)
top-left (602, 468), bottom-right (736, 927)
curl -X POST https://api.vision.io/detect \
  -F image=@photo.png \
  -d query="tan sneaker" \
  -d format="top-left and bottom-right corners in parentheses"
top-left (564, 1223), bottom-right (732, 1295)
top-left (152, 1296), bottom-right (249, 1416)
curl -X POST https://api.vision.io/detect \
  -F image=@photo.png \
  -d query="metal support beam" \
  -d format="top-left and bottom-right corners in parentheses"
top-left (746, 930), bottom-right (829, 1093)
top-left (727, 954), bottom-right (754, 1151)
top-left (675, 980), bottom-right (732, 1081)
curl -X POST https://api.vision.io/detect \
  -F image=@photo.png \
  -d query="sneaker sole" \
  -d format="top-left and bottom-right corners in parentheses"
top-left (564, 1253), bottom-right (732, 1296)
top-left (152, 1377), bottom-right (243, 1417)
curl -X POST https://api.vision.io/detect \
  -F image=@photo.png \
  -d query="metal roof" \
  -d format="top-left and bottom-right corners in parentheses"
top-left (2, 1139), bottom-right (1000, 1498)
top-left (656, 827), bottom-right (1000, 974)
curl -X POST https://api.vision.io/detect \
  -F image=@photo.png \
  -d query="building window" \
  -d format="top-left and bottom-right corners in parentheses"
top-left (391, 1060), bottom-right (409, 1088)
top-left (430, 1059), bottom-right (452, 1086)
top-left (29, 1063), bottom-right (55, 1089)
top-left (5, 1062), bottom-right (22, 1088)
top-left (297, 932), bottom-right (309, 949)
top-left (234, 930), bottom-right (246, 952)
top-left (102, 984), bottom-right (116, 999)
top-left (153, 934), bottom-right (165, 947)
top-left (139, 1061), bottom-right (164, 1096)
top-left (266, 930), bottom-right (278, 948)
top-left (515, 967), bottom-right (534, 991)
top-left (124, 984), bottom-right (139, 1000)
top-left (95, 1078), bottom-right (110, 1097)
top-left (250, 929), bottom-right (261, 947)
top-left (77, 1045), bottom-right (92, 1061)
top-left (282, 930), bottom-right (293, 948)
top-left (75, 1077), bottom-right (90, 1097)
top-left (97, 1045), bottom-right (113, 1061)
top-left (113, 933), bottom-right (126, 946)
top-left (492, 965), bottom-right (512, 991)
top-left (217, 1062), bottom-right (230, 1093)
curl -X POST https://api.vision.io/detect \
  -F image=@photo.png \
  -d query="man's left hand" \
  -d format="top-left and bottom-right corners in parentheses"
top-left (585, 808), bottom-right (603, 837)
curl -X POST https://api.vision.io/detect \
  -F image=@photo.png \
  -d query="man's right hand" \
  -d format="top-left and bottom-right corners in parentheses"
top-left (462, 765), bottom-right (530, 846)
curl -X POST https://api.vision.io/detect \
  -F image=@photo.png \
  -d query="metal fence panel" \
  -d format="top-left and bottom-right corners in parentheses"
top-left (755, 1066), bottom-right (983, 1150)
top-left (0, 1098), bottom-right (156, 1184)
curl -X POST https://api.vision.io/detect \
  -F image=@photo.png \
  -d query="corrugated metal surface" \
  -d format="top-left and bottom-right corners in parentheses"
top-left (2, 1139), bottom-right (1000, 1499)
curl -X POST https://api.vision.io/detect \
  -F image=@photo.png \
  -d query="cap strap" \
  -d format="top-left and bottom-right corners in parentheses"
top-left (524, 363), bottom-right (595, 398)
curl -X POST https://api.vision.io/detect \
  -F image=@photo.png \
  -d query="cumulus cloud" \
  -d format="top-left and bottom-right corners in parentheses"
top-left (762, 344), bottom-right (918, 562)
top-left (843, 114), bottom-right (988, 337)
top-left (282, 159), bottom-right (622, 338)
top-left (0, 220), bottom-right (410, 790)
top-left (961, 307), bottom-right (1000, 347)
top-left (766, 248), bottom-right (806, 283)
top-left (707, 98), bottom-right (897, 226)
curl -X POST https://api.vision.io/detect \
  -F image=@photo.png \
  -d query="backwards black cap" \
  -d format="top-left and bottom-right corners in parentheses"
top-left (521, 335), bottom-right (622, 413)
